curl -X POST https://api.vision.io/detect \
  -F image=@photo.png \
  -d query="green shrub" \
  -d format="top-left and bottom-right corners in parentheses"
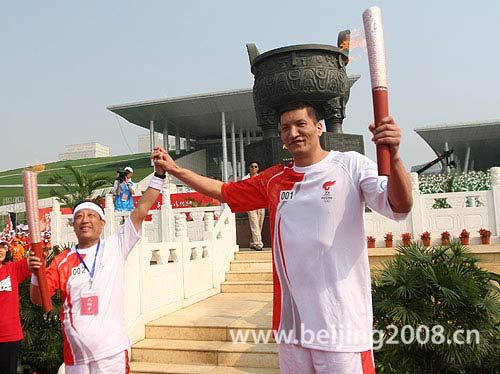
top-left (19, 245), bottom-right (67, 374)
top-left (373, 241), bottom-right (500, 373)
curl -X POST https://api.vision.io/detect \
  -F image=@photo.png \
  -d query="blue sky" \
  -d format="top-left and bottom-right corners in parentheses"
top-left (1, 0), bottom-right (499, 171)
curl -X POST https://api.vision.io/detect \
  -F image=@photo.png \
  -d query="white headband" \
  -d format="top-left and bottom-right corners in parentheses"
top-left (73, 202), bottom-right (105, 220)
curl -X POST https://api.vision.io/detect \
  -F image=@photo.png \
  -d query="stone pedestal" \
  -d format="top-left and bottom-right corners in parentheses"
top-left (320, 133), bottom-right (364, 154)
top-left (244, 137), bottom-right (292, 170)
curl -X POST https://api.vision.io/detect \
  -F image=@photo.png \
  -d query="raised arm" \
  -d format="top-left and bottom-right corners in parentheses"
top-left (370, 116), bottom-right (413, 213)
top-left (129, 150), bottom-right (168, 232)
top-left (153, 147), bottom-right (224, 201)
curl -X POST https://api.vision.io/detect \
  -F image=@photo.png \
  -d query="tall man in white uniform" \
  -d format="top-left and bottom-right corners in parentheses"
top-left (28, 150), bottom-right (168, 374)
top-left (153, 102), bottom-right (413, 373)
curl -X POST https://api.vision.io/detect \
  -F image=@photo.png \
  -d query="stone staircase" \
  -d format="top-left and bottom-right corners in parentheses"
top-left (130, 249), bottom-right (278, 374)
top-left (221, 250), bottom-right (273, 294)
top-left (129, 244), bottom-right (500, 373)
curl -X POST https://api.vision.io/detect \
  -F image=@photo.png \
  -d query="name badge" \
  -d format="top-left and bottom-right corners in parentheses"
top-left (279, 190), bottom-right (295, 202)
top-left (81, 288), bottom-right (99, 315)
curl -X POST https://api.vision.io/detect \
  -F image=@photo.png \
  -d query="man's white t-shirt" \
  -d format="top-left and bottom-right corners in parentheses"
top-left (46, 218), bottom-right (140, 365)
top-left (222, 151), bottom-right (408, 352)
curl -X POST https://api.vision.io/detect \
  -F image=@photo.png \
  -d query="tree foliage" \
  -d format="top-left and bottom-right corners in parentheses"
top-left (47, 164), bottom-right (111, 209)
top-left (373, 241), bottom-right (500, 373)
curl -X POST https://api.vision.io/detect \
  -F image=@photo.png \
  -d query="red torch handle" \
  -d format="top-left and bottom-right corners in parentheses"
top-left (372, 88), bottom-right (391, 176)
top-left (31, 241), bottom-right (52, 312)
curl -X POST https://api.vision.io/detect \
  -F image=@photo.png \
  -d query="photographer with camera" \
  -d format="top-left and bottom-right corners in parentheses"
top-left (113, 167), bottom-right (135, 211)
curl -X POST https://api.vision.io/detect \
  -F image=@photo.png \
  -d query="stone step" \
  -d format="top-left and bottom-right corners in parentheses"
top-left (132, 339), bottom-right (279, 368)
top-left (130, 361), bottom-right (280, 374)
top-left (145, 324), bottom-right (274, 344)
top-left (234, 250), bottom-right (272, 261)
top-left (225, 270), bottom-right (273, 282)
top-left (230, 260), bottom-right (272, 271)
top-left (221, 281), bottom-right (273, 293)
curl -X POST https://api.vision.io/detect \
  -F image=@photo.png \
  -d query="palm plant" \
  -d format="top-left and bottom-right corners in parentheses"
top-left (47, 164), bottom-right (112, 209)
top-left (373, 241), bottom-right (500, 373)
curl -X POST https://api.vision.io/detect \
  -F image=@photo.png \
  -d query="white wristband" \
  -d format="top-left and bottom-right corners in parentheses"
top-left (149, 175), bottom-right (164, 191)
top-left (31, 274), bottom-right (39, 286)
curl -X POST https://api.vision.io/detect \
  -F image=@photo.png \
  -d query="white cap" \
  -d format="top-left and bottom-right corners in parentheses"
top-left (124, 167), bottom-right (134, 173)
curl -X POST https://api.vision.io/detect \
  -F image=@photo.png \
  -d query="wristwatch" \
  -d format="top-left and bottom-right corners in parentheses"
top-left (154, 172), bottom-right (166, 179)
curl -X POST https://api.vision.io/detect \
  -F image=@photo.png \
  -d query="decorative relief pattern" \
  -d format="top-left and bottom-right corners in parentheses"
top-left (250, 47), bottom-right (351, 133)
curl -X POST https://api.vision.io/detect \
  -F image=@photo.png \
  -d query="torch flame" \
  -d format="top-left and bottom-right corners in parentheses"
top-left (339, 28), bottom-right (367, 64)
top-left (25, 164), bottom-right (46, 173)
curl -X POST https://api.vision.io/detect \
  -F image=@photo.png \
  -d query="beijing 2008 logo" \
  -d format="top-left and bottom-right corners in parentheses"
top-left (321, 180), bottom-right (335, 202)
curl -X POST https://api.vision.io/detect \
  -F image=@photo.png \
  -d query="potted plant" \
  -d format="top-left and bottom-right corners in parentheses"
top-left (401, 232), bottom-right (412, 247)
top-left (459, 229), bottom-right (470, 245)
top-left (441, 231), bottom-right (451, 246)
top-left (384, 232), bottom-right (393, 248)
top-left (478, 228), bottom-right (491, 245)
top-left (367, 236), bottom-right (376, 248)
top-left (420, 231), bottom-right (431, 247)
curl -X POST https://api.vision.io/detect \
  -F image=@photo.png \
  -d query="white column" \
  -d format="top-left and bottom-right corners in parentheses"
top-left (160, 184), bottom-right (173, 242)
top-left (231, 121), bottom-right (237, 181)
top-left (186, 131), bottom-right (191, 151)
top-left (491, 167), bottom-right (500, 236)
top-left (103, 194), bottom-right (114, 239)
top-left (463, 145), bottom-right (471, 173)
top-left (49, 197), bottom-right (62, 246)
top-left (239, 127), bottom-right (245, 179)
top-left (221, 112), bottom-right (228, 182)
top-left (408, 172), bottom-right (424, 236)
top-left (246, 128), bottom-right (251, 145)
top-left (175, 126), bottom-right (180, 155)
top-left (150, 120), bottom-right (155, 166)
top-left (163, 125), bottom-right (169, 152)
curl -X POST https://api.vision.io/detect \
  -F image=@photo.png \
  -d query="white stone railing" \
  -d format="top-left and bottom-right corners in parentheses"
top-left (124, 203), bottom-right (237, 344)
top-left (365, 167), bottom-right (500, 246)
top-left (47, 192), bottom-right (236, 344)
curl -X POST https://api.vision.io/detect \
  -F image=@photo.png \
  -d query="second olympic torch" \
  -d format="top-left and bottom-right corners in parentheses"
top-left (363, 6), bottom-right (391, 176)
top-left (23, 170), bottom-right (52, 312)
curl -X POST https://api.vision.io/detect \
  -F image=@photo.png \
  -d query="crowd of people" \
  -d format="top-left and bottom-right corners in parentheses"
top-left (0, 230), bottom-right (51, 263)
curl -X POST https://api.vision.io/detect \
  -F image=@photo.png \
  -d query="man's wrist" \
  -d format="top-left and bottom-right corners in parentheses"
top-left (31, 274), bottom-right (39, 286)
top-left (154, 172), bottom-right (166, 179)
top-left (149, 174), bottom-right (165, 191)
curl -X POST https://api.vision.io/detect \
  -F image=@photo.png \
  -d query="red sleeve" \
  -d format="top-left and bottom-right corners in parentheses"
top-left (45, 252), bottom-right (64, 297)
top-left (221, 165), bottom-right (283, 212)
top-left (13, 258), bottom-right (31, 283)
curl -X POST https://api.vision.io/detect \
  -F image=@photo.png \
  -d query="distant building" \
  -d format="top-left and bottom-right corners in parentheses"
top-left (138, 133), bottom-right (181, 153)
top-left (415, 120), bottom-right (500, 173)
top-left (58, 143), bottom-right (110, 161)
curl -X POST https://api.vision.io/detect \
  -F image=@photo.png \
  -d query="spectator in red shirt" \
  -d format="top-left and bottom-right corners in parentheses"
top-left (0, 240), bottom-right (31, 373)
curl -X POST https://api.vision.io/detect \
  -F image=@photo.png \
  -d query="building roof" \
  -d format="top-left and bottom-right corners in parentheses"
top-left (108, 88), bottom-right (259, 138)
top-left (108, 78), bottom-right (361, 139)
top-left (414, 120), bottom-right (500, 171)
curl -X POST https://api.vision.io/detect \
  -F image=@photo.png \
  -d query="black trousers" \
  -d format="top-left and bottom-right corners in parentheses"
top-left (0, 340), bottom-right (21, 374)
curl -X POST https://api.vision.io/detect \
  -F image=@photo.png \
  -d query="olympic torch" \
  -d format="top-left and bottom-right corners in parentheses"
top-left (363, 6), bottom-right (391, 176)
top-left (23, 170), bottom-right (52, 312)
